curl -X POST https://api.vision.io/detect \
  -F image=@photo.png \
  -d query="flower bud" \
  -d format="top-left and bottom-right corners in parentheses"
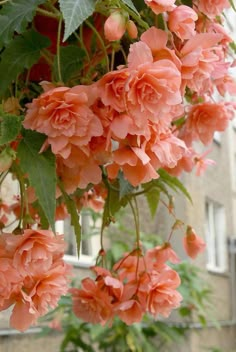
top-left (104, 11), bottom-right (126, 41)
top-left (126, 20), bottom-right (138, 39)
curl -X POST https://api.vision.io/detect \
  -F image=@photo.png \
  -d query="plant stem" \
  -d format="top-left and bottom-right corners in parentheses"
top-left (85, 20), bottom-right (110, 72)
top-left (74, 29), bottom-right (91, 63)
top-left (128, 198), bottom-right (140, 248)
top-left (36, 7), bottom-right (59, 20)
top-left (57, 17), bottom-right (63, 83)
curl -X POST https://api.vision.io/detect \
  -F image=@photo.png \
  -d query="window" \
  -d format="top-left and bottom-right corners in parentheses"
top-left (205, 200), bottom-right (227, 273)
top-left (213, 131), bottom-right (221, 144)
top-left (55, 210), bottom-right (100, 267)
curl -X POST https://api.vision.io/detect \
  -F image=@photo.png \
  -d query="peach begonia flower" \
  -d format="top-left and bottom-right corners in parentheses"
top-left (97, 68), bottom-right (130, 113)
top-left (10, 260), bottom-right (71, 332)
top-left (215, 75), bottom-right (236, 97)
top-left (145, 0), bottom-right (176, 15)
top-left (196, 0), bottom-right (230, 18)
top-left (180, 33), bottom-right (223, 94)
top-left (168, 5), bottom-right (198, 40)
top-left (164, 147), bottom-right (195, 177)
top-left (140, 27), bottom-right (182, 71)
top-left (23, 85), bottom-right (103, 160)
top-left (183, 226), bottom-right (206, 259)
top-left (3, 229), bottom-right (66, 276)
top-left (146, 243), bottom-right (180, 269)
top-left (0, 258), bottom-right (22, 309)
top-left (148, 131), bottom-right (187, 169)
top-left (70, 277), bottom-right (113, 325)
top-left (147, 268), bottom-right (182, 317)
top-left (113, 252), bottom-right (146, 282)
top-left (183, 102), bottom-right (232, 146)
top-left (107, 147), bottom-right (159, 187)
top-left (116, 299), bottom-right (144, 325)
top-left (56, 149), bottom-right (102, 194)
top-left (194, 149), bottom-right (216, 176)
top-left (126, 42), bottom-right (182, 125)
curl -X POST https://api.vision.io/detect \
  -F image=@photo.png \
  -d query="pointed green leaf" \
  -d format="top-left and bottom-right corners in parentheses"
top-left (144, 187), bottom-right (160, 218)
top-left (229, 0), bottom-right (236, 11)
top-left (0, 29), bottom-right (51, 97)
top-left (53, 45), bottom-right (85, 82)
top-left (121, 0), bottom-right (139, 14)
top-left (158, 169), bottom-right (192, 203)
top-left (0, 112), bottom-right (23, 145)
top-left (58, 180), bottom-right (81, 257)
top-left (0, 0), bottom-right (45, 47)
top-left (17, 130), bottom-right (56, 231)
top-left (59, 0), bottom-right (96, 42)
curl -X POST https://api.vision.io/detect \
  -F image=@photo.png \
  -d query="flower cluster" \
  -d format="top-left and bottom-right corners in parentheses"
top-left (0, 0), bottom-right (235, 332)
top-left (71, 243), bottom-right (182, 325)
top-left (0, 229), bottom-right (71, 331)
top-left (23, 6), bottom-right (235, 194)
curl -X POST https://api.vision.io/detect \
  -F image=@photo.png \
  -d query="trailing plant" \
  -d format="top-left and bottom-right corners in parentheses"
top-left (0, 0), bottom-right (235, 333)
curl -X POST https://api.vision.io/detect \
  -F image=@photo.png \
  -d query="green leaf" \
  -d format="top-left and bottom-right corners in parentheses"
top-left (59, 0), bottom-right (96, 42)
top-left (181, 0), bottom-right (193, 6)
top-left (118, 171), bottom-right (136, 199)
top-left (229, 0), bottom-right (236, 11)
top-left (144, 186), bottom-right (160, 218)
top-left (58, 180), bottom-right (81, 257)
top-left (229, 41), bottom-right (236, 53)
top-left (179, 306), bottom-right (191, 317)
top-left (0, 112), bottom-right (22, 145)
top-left (132, 0), bottom-right (147, 11)
top-left (53, 45), bottom-right (85, 82)
top-left (0, 0), bottom-right (45, 47)
top-left (158, 169), bottom-right (192, 203)
top-left (32, 200), bottom-right (49, 229)
top-left (121, 0), bottom-right (139, 14)
top-left (17, 130), bottom-right (56, 231)
top-left (0, 29), bottom-right (51, 97)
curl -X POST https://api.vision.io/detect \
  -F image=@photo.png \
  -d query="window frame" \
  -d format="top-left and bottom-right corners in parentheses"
top-left (205, 199), bottom-right (227, 273)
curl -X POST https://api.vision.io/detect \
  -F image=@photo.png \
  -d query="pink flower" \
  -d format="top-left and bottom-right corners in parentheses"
top-left (140, 27), bottom-right (182, 70)
top-left (126, 42), bottom-right (182, 126)
top-left (180, 33), bottom-right (223, 94)
top-left (183, 102), bottom-right (232, 146)
top-left (146, 243), bottom-right (180, 270)
top-left (168, 5), bottom-right (198, 40)
top-left (104, 11), bottom-right (126, 41)
top-left (116, 299), bottom-right (144, 325)
top-left (145, 0), bottom-right (176, 15)
top-left (164, 148), bottom-right (195, 176)
top-left (194, 149), bottom-right (216, 176)
top-left (10, 261), bottom-right (71, 331)
top-left (23, 85), bottom-right (103, 160)
top-left (183, 226), bottom-right (206, 259)
top-left (196, 0), bottom-right (230, 18)
top-left (70, 278), bottom-right (113, 325)
top-left (147, 268), bottom-right (182, 317)
top-left (2, 229), bottom-right (66, 276)
top-left (98, 68), bottom-right (130, 113)
top-left (0, 258), bottom-right (22, 309)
